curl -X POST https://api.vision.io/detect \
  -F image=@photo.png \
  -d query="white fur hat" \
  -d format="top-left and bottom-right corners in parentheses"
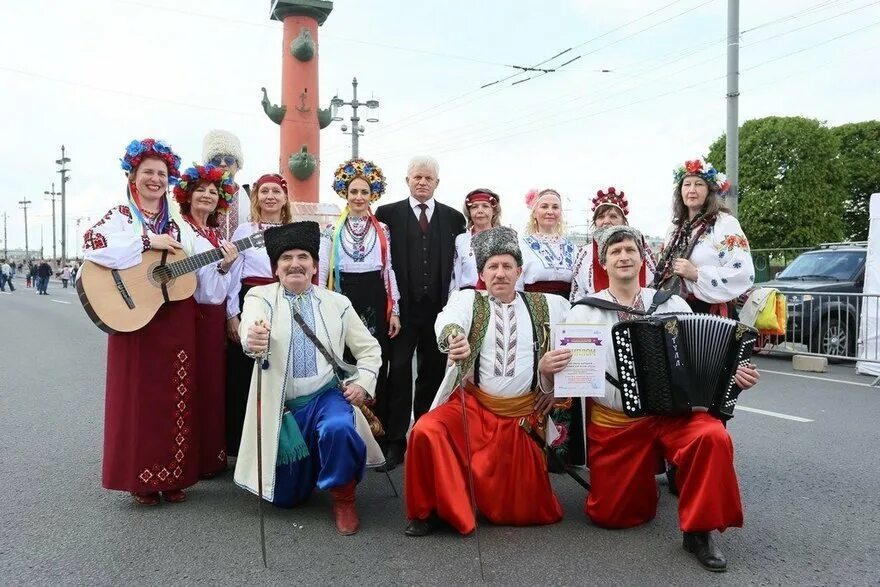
top-left (202, 129), bottom-right (244, 169)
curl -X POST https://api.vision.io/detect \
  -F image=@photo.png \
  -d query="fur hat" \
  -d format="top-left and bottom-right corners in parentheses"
top-left (595, 225), bottom-right (644, 265)
top-left (264, 221), bottom-right (320, 265)
top-left (472, 226), bottom-right (522, 272)
top-left (202, 129), bottom-right (244, 170)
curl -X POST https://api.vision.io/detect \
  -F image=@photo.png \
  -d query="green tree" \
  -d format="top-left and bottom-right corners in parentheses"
top-left (708, 116), bottom-right (845, 249)
top-left (832, 121), bottom-right (880, 241)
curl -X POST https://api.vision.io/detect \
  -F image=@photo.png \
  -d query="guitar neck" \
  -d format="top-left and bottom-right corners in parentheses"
top-left (167, 235), bottom-right (257, 277)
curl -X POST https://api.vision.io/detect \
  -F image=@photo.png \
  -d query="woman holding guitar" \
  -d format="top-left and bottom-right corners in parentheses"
top-left (224, 173), bottom-right (292, 459)
top-left (174, 164), bottom-right (239, 479)
top-left (82, 138), bottom-right (199, 506)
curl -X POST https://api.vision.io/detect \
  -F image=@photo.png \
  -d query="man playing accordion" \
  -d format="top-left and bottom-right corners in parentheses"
top-left (547, 225), bottom-right (759, 572)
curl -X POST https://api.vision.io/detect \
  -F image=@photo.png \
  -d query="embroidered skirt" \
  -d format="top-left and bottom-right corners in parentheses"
top-left (102, 298), bottom-right (199, 493)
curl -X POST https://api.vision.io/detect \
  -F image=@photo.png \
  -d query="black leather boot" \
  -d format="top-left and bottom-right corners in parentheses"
top-left (683, 531), bottom-right (727, 572)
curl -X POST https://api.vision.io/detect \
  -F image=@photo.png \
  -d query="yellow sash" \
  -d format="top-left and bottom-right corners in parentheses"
top-left (590, 402), bottom-right (645, 429)
top-left (466, 382), bottom-right (536, 418)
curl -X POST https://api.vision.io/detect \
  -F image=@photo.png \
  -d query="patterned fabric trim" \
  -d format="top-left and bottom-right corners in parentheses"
top-left (137, 348), bottom-right (191, 486)
top-left (286, 291), bottom-right (318, 378)
top-left (491, 300), bottom-right (517, 377)
top-left (521, 292), bottom-right (550, 392)
top-left (463, 292), bottom-right (490, 377)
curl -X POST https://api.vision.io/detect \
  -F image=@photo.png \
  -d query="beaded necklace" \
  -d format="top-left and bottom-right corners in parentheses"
top-left (342, 215), bottom-right (377, 262)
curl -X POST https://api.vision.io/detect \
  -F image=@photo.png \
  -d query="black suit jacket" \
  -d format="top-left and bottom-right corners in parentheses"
top-left (375, 198), bottom-right (465, 315)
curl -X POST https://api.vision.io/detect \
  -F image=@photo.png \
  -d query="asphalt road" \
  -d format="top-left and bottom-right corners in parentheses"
top-left (2, 283), bottom-right (879, 585)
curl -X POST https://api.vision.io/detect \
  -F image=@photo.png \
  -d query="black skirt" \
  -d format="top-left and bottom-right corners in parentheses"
top-left (225, 282), bottom-right (260, 457)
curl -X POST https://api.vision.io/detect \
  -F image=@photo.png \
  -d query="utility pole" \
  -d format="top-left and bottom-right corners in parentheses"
top-left (44, 182), bottom-right (59, 262)
top-left (329, 77), bottom-right (380, 158)
top-left (2, 212), bottom-right (7, 258)
top-left (726, 0), bottom-right (740, 217)
top-left (19, 199), bottom-right (32, 259)
top-left (56, 145), bottom-right (71, 266)
top-left (40, 225), bottom-right (44, 259)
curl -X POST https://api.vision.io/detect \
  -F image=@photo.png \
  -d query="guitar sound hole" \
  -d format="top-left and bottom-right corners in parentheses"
top-left (152, 265), bottom-right (172, 285)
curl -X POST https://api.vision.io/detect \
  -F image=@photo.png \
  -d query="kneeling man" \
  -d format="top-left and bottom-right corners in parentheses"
top-left (404, 226), bottom-right (571, 536)
top-left (235, 221), bottom-right (384, 535)
top-left (559, 225), bottom-right (759, 572)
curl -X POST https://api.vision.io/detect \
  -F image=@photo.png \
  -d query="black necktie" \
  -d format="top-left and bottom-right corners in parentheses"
top-left (418, 203), bottom-right (429, 234)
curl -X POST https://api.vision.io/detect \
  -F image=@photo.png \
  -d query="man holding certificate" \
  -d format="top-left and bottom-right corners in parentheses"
top-left (403, 226), bottom-right (572, 537)
top-left (550, 225), bottom-right (759, 573)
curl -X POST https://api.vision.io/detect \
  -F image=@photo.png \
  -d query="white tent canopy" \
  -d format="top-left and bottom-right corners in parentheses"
top-left (856, 193), bottom-right (880, 375)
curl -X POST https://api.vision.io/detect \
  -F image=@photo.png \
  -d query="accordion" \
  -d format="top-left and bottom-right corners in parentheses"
top-left (611, 313), bottom-right (757, 419)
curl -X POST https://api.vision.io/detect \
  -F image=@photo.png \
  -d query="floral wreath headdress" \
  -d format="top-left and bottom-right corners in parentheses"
top-left (673, 158), bottom-right (730, 196)
top-left (592, 186), bottom-right (629, 216)
top-left (173, 163), bottom-right (237, 213)
top-left (120, 138), bottom-right (181, 181)
top-left (332, 158), bottom-right (386, 202)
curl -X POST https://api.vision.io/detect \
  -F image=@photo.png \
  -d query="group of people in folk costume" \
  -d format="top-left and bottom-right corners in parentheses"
top-left (83, 131), bottom-right (758, 572)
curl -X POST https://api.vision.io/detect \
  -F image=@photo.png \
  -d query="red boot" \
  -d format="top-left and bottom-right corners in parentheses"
top-left (329, 480), bottom-right (359, 535)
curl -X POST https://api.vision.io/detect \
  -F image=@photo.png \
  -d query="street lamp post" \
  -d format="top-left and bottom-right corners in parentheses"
top-left (19, 199), bottom-right (32, 259)
top-left (329, 77), bottom-right (380, 159)
top-left (56, 145), bottom-right (71, 266)
top-left (44, 182), bottom-right (59, 262)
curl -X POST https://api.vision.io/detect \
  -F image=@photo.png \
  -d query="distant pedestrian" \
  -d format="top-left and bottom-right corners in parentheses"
top-left (0, 260), bottom-right (12, 292)
top-left (37, 260), bottom-right (52, 295)
top-left (61, 265), bottom-right (71, 288)
top-left (28, 264), bottom-right (36, 288)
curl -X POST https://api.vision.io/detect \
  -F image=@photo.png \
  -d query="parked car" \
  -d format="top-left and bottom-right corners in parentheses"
top-left (759, 243), bottom-right (866, 356)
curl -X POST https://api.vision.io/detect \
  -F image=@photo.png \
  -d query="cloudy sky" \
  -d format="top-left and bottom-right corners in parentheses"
top-left (1, 0), bottom-right (878, 257)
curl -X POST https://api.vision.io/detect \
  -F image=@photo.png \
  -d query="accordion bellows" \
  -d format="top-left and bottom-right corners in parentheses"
top-left (612, 314), bottom-right (758, 419)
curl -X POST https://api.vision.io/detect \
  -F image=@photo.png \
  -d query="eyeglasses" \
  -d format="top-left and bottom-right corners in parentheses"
top-left (210, 155), bottom-right (238, 167)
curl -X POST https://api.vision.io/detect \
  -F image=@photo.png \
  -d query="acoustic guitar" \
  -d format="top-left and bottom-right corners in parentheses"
top-left (76, 231), bottom-right (265, 334)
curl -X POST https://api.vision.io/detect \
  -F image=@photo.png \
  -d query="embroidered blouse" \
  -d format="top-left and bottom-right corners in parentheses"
top-left (517, 233), bottom-right (577, 290)
top-left (661, 211), bottom-right (755, 304)
top-left (434, 289), bottom-right (570, 398)
top-left (179, 218), bottom-right (233, 306)
top-left (283, 287), bottom-right (336, 400)
top-left (450, 230), bottom-right (481, 292)
top-left (226, 222), bottom-right (278, 319)
top-left (318, 217), bottom-right (401, 316)
top-left (83, 205), bottom-right (178, 270)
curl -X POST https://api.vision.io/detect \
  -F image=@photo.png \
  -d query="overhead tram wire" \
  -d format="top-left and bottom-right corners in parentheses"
top-left (387, 19), bottom-right (880, 159)
top-left (367, 1), bottom-right (880, 160)
top-left (371, 0), bottom-right (711, 139)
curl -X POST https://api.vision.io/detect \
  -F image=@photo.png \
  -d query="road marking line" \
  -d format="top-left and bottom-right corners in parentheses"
top-left (1, 292), bottom-right (11, 295)
top-left (50, 299), bottom-right (72, 305)
top-left (736, 405), bottom-right (813, 422)
top-left (760, 368), bottom-right (873, 388)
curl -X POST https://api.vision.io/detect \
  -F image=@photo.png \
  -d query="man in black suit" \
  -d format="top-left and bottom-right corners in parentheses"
top-left (374, 156), bottom-right (466, 470)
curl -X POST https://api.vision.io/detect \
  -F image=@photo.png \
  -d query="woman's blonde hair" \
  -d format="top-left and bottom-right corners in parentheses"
top-left (250, 179), bottom-right (293, 224)
top-left (524, 188), bottom-right (567, 236)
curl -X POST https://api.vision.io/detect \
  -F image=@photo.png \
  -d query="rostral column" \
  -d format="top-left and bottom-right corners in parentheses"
top-left (265, 0), bottom-right (333, 204)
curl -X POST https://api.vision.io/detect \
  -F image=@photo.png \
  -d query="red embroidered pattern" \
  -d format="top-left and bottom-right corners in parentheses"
top-left (83, 229), bottom-right (107, 251)
top-left (118, 205), bottom-right (132, 219)
top-left (137, 349), bottom-right (192, 487)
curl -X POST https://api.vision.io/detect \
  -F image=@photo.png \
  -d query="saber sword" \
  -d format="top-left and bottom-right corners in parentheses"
top-left (455, 359), bottom-right (485, 581)
top-left (255, 343), bottom-right (269, 568)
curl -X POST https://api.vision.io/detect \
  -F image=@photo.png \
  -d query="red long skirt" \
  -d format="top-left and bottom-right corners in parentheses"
top-left (196, 302), bottom-right (227, 478)
top-left (405, 390), bottom-right (563, 534)
top-left (102, 298), bottom-right (200, 493)
top-left (586, 412), bottom-right (743, 532)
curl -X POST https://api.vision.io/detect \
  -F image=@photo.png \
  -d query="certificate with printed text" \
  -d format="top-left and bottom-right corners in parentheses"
top-left (552, 323), bottom-right (606, 398)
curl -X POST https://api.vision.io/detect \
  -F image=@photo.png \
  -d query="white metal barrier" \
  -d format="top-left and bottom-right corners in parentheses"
top-left (752, 290), bottom-right (880, 363)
